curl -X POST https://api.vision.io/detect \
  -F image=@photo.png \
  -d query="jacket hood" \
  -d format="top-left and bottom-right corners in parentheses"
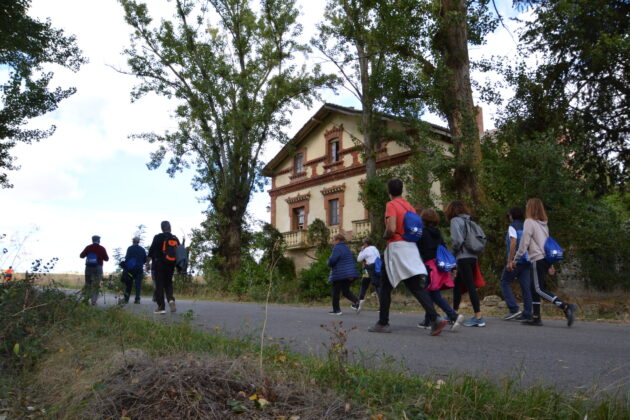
top-left (424, 225), bottom-right (442, 240)
top-left (534, 220), bottom-right (548, 228)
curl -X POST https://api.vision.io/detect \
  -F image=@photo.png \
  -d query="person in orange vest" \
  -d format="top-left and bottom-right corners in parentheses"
top-left (4, 266), bottom-right (14, 282)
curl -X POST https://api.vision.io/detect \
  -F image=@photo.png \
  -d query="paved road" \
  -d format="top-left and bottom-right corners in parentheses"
top-left (98, 295), bottom-right (630, 395)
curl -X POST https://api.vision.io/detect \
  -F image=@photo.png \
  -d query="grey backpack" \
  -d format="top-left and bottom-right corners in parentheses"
top-left (464, 218), bottom-right (487, 255)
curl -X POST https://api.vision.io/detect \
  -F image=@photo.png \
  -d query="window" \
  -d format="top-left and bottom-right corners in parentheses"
top-left (293, 207), bottom-right (305, 230)
top-left (329, 199), bottom-right (339, 225)
top-left (294, 153), bottom-right (304, 174)
top-left (329, 138), bottom-right (339, 162)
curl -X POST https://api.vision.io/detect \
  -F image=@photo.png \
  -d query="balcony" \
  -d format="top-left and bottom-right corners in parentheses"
top-left (352, 219), bottom-right (371, 239)
top-left (282, 220), bottom-right (372, 250)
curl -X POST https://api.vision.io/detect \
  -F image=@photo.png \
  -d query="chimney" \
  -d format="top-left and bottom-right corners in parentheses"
top-left (474, 106), bottom-right (484, 137)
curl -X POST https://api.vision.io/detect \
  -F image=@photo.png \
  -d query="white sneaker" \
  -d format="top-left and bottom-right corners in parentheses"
top-left (357, 299), bottom-right (364, 314)
top-left (168, 300), bottom-right (177, 313)
top-left (154, 308), bottom-right (166, 314)
top-left (450, 314), bottom-right (465, 332)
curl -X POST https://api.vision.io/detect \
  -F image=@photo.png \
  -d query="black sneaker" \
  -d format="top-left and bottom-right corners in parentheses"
top-left (417, 320), bottom-right (431, 329)
top-left (564, 303), bottom-right (577, 327)
top-left (134, 299), bottom-right (140, 304)
top-left (328, 310), bottom-right (343, 316)
top-left (368, 323), bottom-right (391, 333)
top-left (522, 317), bottom-right (543, 326)
top-left (351, 303), bottom-right (360, 314)
top-left (503, 311), bottom-right (522, 321)
top-left (154, 308), bottom-right (166, 314)
top-left (514, 314), bottom-right (530, 321)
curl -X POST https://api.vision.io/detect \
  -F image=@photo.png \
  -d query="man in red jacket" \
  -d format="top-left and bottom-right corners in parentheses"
top-left (79, 235), bottom-right (109, 305)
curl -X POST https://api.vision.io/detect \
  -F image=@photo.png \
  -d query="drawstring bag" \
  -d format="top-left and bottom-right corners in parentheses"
top-left (544, 237), bottom-right (564, 263)
top-left (436, 245), bottom-right (457, 272)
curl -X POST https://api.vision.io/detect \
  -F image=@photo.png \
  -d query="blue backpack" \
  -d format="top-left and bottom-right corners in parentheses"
top-left (436, 245), bottom-right (457, 272)
top-left (544, 237), bottom-right (564, 263)
top-left (374, 257), bottom-right (383, 276)
top-left (393, 201), bottom-right (423, 242)
top-left (86, 252), bottom-right (99, 266)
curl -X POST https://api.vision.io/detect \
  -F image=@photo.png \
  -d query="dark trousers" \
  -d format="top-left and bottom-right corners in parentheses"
top-left (378, 268), bottom-right (438, 326)
top-left (123, 268), bottom-right (143, 301)
top-left (358, 264), bottom-right (381, 300)
top-left (530, 259), bottom-right (565, 318)
top-left (154, 262), bottom-right (175, 310)
top-left (453, 258), bottom-right (480, 313)
top-left (331, 279), bottom-right (358, 312)
top-left (500, 263), bottom-right (532, 317)
top-left (424, 265), bottom-right (458, 322)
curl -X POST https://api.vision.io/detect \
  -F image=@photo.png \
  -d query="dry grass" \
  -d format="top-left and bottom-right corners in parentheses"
top-left (32, 335), bottom-right (366, 420)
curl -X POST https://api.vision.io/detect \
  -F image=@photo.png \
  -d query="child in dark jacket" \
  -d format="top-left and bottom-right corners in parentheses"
top-left (327, 233), bottom-right (360, 315)
top-left (417, 209), bottom-right (465, 331)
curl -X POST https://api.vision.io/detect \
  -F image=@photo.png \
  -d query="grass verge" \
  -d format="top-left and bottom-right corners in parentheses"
top-left (1, 280), bottom-right (629, 419)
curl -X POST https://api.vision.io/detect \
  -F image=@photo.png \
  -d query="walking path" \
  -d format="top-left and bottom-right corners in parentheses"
top-left (98, 295), bottom-right (630, 395)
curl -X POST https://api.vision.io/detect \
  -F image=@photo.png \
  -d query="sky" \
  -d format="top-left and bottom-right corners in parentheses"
top-left (0, 0), bottom-right (523, 274)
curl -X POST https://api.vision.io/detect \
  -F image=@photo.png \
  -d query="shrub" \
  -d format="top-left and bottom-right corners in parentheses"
top-left (298, 250), bottom-right (332, 300)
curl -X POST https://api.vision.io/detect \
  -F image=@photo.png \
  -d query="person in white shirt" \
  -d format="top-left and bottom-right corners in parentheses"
top-left (355, 237), bottom-right (382, 313)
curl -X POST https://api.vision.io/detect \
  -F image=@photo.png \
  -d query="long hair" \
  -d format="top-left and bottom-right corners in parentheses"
top-left (525, 198), bottom-right (548, 222)
top-left (444, 200), bottom-right (470, 221)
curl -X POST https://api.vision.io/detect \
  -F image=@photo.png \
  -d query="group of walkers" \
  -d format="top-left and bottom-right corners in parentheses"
top-left (327, 178), bottom-right (577, 336)
top-left (79, 221), bottom-right (182, 314)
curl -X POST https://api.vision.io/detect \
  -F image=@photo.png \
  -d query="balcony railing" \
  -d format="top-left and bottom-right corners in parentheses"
top-left (352, 219), bottom-right (371, 239)
top-left (282, 220), bottom-right (372, 249)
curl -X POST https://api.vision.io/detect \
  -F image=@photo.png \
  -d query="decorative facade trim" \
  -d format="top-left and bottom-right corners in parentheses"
top-left (285, 192), bottom-right (311, 204)
top-left (321, 183), bottom-right (346, 196)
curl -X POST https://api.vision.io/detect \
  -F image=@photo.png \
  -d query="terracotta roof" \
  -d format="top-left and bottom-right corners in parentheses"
top-left (262, 103), bottom-right (450, 176)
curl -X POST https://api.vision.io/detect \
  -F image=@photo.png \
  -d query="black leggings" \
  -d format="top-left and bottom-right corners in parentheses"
top-left (453, 258), bottom-right (480, 313)
top-left (530, 259), bottom-right (565, 318)
top-left (358, 264), bottom-right (381, 300)
top-left (378, 270), bottom-right (437, 326)
top-left (331, 279), bottom-right (358, 312)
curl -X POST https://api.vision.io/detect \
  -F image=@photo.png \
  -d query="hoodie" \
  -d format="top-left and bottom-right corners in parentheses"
top-left (514, 219), bottom-right (549, 263)
top-left (417, 225), bottom-right (445, 262)
top-left (450, 214), bottom-right (478, 260)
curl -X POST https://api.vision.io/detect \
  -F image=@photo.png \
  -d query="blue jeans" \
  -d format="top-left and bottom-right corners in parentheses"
top-left (500, 263), bottom-right (532, 317)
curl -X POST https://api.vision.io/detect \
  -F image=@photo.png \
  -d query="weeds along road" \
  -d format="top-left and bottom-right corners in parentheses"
top-left (96, 294), bottom-right (630, 395)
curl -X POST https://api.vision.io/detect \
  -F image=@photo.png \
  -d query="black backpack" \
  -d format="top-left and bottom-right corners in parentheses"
top-left (161, 233), bottom-right (180, 265)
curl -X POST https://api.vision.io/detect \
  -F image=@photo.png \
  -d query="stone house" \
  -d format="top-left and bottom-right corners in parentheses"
top-left (262, 103), bottom-right (461, 271)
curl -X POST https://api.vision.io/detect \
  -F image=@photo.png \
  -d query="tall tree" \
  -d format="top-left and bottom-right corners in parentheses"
top-left (119, 0), bottom-right (331, 281)
top-left (0, 0), bottom-right (85, 188)
top-left (503, 0), bottom-right (629, 191)
top-left (389, 0), bottom-right (497, 206)
top-left (313, 0), bottom-right (423, 233)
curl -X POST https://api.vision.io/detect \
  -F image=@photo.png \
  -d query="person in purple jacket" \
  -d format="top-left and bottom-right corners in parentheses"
top-left (327, 233), bottom-right (360, 315)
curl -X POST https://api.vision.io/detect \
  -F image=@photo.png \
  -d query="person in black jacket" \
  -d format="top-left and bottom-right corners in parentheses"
top-left (147, 221), bottom-right (180, 314)
top-left (417, 209), bottom-right (465, 331)
top-left (327, 233), bottom-right (360, 315)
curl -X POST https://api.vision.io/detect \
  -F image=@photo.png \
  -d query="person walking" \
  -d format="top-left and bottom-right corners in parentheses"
top-left (356, 237), bottom-right (381, 313)
top-left (3, 266), bottom-right (14, 283)
top-left (417, 209), bottom-right (465, 331)
top-left (123, 237), bottom-right (147, 304)
top-left (327, 233), bottom-right (360, 315)
top-left (500, 207), bottom-right (533, 321)
top-left (446, 201), bottom-right (485, 327)
top-left (368, 179), bottom-right (447, 335)
top-left (509, 198), bottom-right (577, 327)
top-left (147, 221), bottom-right (180, 314)
top-left (79, 235), bottom-right (109, 305)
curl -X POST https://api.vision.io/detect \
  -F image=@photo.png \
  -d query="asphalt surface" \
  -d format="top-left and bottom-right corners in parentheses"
top-left (97, 294), bottom-right (630, 395)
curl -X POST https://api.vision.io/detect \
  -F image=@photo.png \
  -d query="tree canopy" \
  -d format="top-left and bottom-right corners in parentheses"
top-left (0, 0), bottom-right (85, 188)
top-left (119, 0), bottom-right (332, 281)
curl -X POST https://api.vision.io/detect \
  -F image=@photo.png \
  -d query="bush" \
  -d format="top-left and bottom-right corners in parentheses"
top-left (298, 250), bottom-right (332, 300)
top-left (0, 275), bottom-right (79, 372)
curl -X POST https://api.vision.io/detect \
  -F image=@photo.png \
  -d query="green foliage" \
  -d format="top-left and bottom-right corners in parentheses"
top-left (0, 261), bottom-right (79, 372)
top-left (306, 218), bottom-right (330, 254)
top-left (505, 0), bottom-right (629, 190)
top-left (298, 250), bottom-right (331, 301)
top-left (0, 0), bottom-right (86, 187)
top-left (479, 131), bottom-right (630, 291)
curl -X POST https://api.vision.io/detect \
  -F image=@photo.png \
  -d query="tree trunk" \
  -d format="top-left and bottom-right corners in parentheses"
top-left (438, 0), bottom-right (484, 206)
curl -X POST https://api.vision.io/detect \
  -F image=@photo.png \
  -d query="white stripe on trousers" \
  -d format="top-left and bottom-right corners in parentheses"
top-left (531, 259), bottom-right (558, 303)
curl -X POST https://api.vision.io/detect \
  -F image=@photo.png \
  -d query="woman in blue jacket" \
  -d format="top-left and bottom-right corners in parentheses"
top-left (327, 233), bottom-right (360, 315)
